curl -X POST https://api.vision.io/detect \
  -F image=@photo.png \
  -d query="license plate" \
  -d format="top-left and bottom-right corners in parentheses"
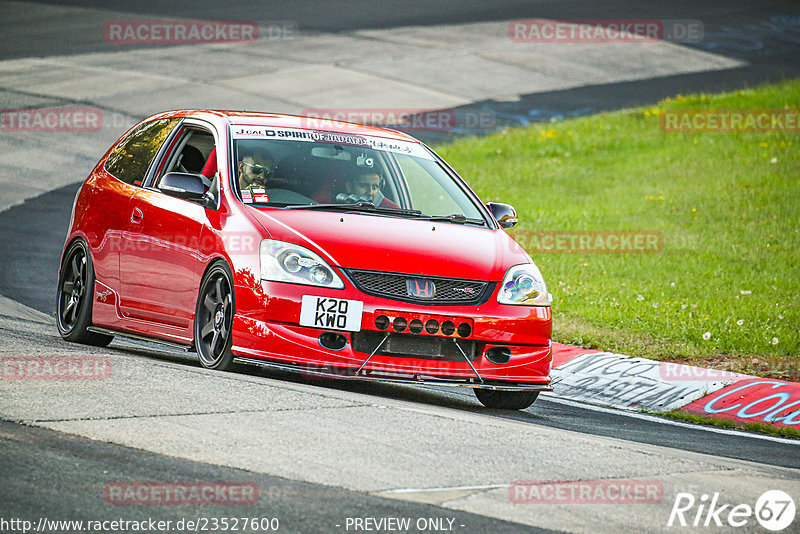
top-left (299, 296), bottom-right (363, 332)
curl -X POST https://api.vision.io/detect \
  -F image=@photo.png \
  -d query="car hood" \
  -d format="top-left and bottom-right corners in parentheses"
top-left (248, 208), bottom-right (531, 281)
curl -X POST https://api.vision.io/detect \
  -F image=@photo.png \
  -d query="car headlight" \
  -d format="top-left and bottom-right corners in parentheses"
top-left (497, 263), bottom-right (551, 306)
top-left (260, 239), bottom-right (344, 289)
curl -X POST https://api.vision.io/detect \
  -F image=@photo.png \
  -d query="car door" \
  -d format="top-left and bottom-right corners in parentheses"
top-left (117, 124), bottom-right (218, 327)
top-left (97, 117), bottom-right (180, 294)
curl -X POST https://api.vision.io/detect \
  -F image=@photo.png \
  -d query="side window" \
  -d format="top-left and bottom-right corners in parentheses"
top-left (156, 128), bottom-right (216, 186)
top-left (105, 118), bottom-right (179, 185)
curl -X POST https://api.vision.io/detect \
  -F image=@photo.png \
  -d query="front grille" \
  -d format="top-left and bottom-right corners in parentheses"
top-left (351, 331), bottom-right (478, 361)
top-left (345, 269), bottom-right (493, 305)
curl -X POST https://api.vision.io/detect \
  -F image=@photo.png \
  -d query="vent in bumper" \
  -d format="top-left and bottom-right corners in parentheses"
top-left (351, 331), bottom-right (478, 361)
top-left (345, 269), bottom-right (493, 305)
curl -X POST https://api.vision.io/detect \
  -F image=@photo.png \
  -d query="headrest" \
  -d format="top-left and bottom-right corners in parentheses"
top-left (201, 147), bottom-right (217, 178)
top-left (180, 145), bottom-right (205, 173)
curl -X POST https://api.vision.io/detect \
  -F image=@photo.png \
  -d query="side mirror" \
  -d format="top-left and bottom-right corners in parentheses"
top-left (486, 202), bottom-right (518, 229)
top-left (159, 172), bottom-right (210, 206)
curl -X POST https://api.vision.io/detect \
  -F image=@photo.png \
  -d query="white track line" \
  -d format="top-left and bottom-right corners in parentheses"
top-left (539, 395), bottom-right (799, 445)
top-left (381, 484), bottom-right (508, 494)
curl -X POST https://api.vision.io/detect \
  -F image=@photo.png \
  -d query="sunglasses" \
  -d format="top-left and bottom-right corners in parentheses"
top-left (243, 161), bottom-right (271, 176)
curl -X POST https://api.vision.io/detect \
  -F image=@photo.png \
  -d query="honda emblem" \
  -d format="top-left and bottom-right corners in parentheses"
top-left (406, 278), bottom-right (436, 299)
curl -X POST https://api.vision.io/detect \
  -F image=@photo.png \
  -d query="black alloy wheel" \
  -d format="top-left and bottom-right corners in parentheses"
top-left (195, 262), bottom-right (235, 370)
top-left (56, 239), bottom-right (113, 346)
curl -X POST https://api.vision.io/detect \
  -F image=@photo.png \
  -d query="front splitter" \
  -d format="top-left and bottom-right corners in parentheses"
top-left (234, 356), bottom-right (553, 392)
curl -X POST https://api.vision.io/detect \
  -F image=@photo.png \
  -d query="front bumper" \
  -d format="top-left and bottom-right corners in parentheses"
top-left (230, 279), bottom-right (552, 388)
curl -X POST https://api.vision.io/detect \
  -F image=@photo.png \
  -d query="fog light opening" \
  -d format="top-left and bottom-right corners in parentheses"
top-left (319, 332), bottom-right (348, 351)
top-left (441, 320), bottom-right (455, 336)
top-left (425, 319), bottom-right (440, 335)
top-left (393, 317), bottom-right (407, 333)
top-left (457, 322), bottom-right (472, 338)
top-left (375, 315), bottom-right (390, 330)
top-left (486, 346), bottom-right (511, 365)
top-left (409, 319), bottom-right (424, 334)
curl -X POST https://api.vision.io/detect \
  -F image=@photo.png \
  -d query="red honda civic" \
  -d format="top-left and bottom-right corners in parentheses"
top-left (57, 110), bottom-right (552, 409)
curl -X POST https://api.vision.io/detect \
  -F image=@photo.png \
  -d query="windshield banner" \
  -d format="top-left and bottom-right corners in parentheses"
top-left (230, 126), bottom-right (433, 159)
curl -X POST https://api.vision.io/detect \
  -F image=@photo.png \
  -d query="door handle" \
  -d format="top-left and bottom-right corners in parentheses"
top-left (130, 207), bottom-right (143, 224)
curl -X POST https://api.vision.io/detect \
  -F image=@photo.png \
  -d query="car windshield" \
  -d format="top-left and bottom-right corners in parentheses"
top-left (230, 126), bottom-right (486, 224)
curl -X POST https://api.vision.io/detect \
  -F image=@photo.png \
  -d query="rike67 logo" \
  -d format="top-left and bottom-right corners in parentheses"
top-left (668, 490), bottom-right (795, 531)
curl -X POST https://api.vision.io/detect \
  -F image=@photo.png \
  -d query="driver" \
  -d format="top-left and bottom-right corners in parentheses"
top-left (343, 170), bottom-right (399, 208)
top-left (237, 147), bottom-right (275, 191)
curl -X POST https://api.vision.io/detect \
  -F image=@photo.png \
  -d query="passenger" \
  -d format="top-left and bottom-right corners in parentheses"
top-left (342, 170), bottom-right (400, 208)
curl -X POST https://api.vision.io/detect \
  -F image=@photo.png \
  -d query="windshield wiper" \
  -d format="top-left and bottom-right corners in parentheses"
top-left (424, 213), bottom-right (485, 225)
top-left (285, 202), bottom-right (423, 217)
top-left (286, 204), bottom-right (482, 225)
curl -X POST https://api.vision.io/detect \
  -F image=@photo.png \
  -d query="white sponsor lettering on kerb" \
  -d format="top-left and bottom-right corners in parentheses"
top-left (703, 381), bottom-right (800, 424)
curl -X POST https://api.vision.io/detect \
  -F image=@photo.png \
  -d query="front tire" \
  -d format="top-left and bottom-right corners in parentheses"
top-left (194, 261), bottom-right (235, 370)
top-left (474, 389), bottom-right (539, 410)
top-left (56, 239), bottom-right (113, 346)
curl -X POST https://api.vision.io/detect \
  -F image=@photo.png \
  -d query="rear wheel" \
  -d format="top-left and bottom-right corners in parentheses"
top-left (194, 261), bottom-right (235, 370)
top-left (474, 388), bottom-right (539, 410)
top-left (56, 239), bottom-right (113, 346)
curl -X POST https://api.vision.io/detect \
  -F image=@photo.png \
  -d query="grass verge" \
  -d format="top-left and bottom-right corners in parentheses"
top-left (437, 79), bottom-right (800, 380)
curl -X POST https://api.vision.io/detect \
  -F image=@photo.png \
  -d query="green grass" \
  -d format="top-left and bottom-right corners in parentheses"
top-left (437, 79), bottom-right (800, 378)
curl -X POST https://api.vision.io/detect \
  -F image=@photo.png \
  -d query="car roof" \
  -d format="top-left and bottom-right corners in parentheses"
top-left (152, 109), bottom-right (420, 143)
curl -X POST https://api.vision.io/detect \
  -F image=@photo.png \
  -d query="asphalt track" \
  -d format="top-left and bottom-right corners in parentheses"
top-left (0, 183), bottom-right (798, 471)
top-left (4, 0), bottom-right (800, 56)
top-left (1, 1), bottom-right (800, 533)
top-left (1, 420), bottom-right (553, 534)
